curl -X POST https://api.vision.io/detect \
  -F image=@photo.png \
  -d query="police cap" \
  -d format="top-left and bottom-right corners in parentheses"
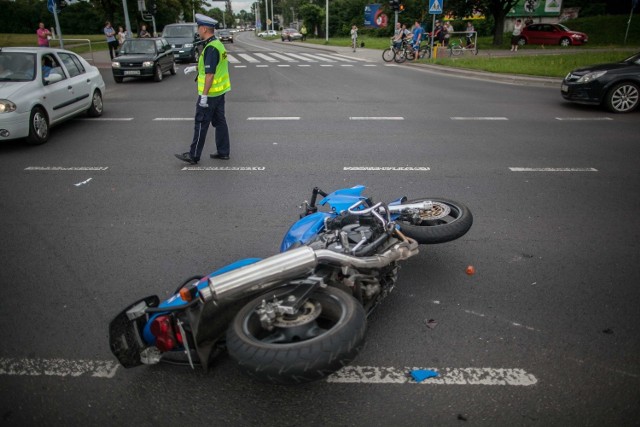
top-left (195, 13), bottom-right (218, 28)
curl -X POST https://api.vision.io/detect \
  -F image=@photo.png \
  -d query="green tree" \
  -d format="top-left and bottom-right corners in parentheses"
top-left (298, 3), bottom-right (324, 37)
top-left (445, 0), bottom-right (519, 45)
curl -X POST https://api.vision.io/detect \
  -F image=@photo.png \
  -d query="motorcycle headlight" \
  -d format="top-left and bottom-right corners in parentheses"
top-left (143, 61), bottom-right (154, 67)
top-left (183, 43), bottom-right (194, 48)
top-left (0, 100), bottom-right (17, 113)
top-left (577, 70), bottom-right (607, 83)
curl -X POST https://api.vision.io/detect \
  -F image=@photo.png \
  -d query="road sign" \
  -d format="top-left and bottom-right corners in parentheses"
top-left (429, 0), bottom-right (442, 14)
top-left (47, 0), bottom-right (57, 13)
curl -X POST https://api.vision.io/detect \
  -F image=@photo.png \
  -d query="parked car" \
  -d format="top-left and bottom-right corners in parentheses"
top-left (162, 22), bottom-right (200, 63)
top-left (217, 29), bottom-right (234, 43)
top-left (258, 30), bottom-right (278, 37)
top-left (0, 47), bottom-right (105, 145)
top-left (112, 38), bottom-right (176, 83)
top-left (561, 52), bottom-right (640, 113)
top-left (281, 28), bottom-right (302, 41)
top-left (518, 23), bottom-right (588, 47)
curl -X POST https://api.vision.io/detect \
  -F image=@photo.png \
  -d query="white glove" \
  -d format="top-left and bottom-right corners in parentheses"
top-left (184, 66), bottom-right (197, 75)
top-left (199, 95), bottom-right (208, 108)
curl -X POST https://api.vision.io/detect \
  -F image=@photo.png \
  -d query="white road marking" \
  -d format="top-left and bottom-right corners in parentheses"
top-left (349, 117), bottom-right (404, 120)
top-left (25, 166), bottom-right (109, 171)
top-left (0, 358), bottom-right (537, 386)
top-left (79, 118), bottom-right (133, 121)
top-left (247, 117), bottom-right (300, 120)
top-left (327, 366), bottom-right (538, 385)
top-left (316, 53), bottom-right (355, 62)
top-left (281, 52), bottom-right (317, 62)
top-left (555, 117), bottom-right (613, 121)
top-left (344, 166), bottom-right (430, 171)
top-left (182, 166), bottom-right (266, 171)
top-left (363, 64), bottom-right (377, 67)
top-left (256, 64), bottom-right (269, 67)
top-left (269, 53), bottom-right (297, 62)
top-left (153, 118), bottom-right (192, 121)
top-left (74, 177), bottom-right (92, 187)
top-left (509, 167), bottom-right (598, 172)
top-left (233, 65), bottom-right (247, 68)
top-left (277, 64), bottom-right (291, 67)
top-left (320, 64), bottom-right (334, 67)
top-left (299, 53), bottom-right (336, 62)
top-left (451, 117), bottom-right (509, 120)
top-left (254, 53), bottom-right (278, 62)
top-left (0, 358), bottom-right (119, 378)
top-left (225, 54), bottom-right (240, 63)
top-left (341, 64), bottom-right (354, 67)
top-left (298, 64), bottom-right (311, 67)
top-left (238, 53), bottom-right (259, 63)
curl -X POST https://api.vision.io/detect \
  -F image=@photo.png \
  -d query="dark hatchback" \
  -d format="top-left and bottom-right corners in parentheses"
top-left (112, 38), bottom-right (176, 83)
top-left (561, 52), bottom-right (640, 113)
top-left (163, 23), bottom-right (200, 62)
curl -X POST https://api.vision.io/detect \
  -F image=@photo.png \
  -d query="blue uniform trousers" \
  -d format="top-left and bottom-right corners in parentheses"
top-left (189, 93), bottom-right (230, 161)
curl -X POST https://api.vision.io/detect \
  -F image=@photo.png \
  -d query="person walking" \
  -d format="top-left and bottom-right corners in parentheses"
top-left (511, 19), bottom-right (523, 52)
top-left (36, 22), bottom-right (52, 47)
top-left (175, 14), bottom-right (231, 165)
top-left (104, 21), bottom-right (118, 59)
top-left (300, 25), bottom-right (307, 41)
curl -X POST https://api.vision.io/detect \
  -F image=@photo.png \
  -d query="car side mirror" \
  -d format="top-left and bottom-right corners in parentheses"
top-left (44, 73), bottom-right (63, 84)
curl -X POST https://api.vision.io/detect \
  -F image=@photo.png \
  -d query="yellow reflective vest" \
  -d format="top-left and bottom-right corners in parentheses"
top-left (197, 38), bottom-right (231, 96)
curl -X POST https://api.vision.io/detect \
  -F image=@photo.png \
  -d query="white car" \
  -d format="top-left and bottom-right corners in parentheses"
top-left (258, 30), bottom-right (278, 37)
top-left (0, 47), bottom-right (106, 145)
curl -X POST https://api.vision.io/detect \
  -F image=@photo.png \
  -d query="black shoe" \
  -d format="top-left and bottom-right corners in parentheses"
top-left (210, 153), bottom-right (230, 160)
top-left (175, 152), bottom-right (197, 164)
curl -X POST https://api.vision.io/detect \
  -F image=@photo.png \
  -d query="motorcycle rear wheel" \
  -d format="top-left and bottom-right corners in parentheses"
top-left (398, 197), bottom-right (473, 244)
top-left (226, 285), bottom-right (366, 384)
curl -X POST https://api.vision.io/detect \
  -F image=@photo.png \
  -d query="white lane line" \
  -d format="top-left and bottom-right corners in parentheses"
top-left (234, 65), bottom-right (247, 68)
top-left (256, 64), bottom-right (269, 67)
top-left (327, 366), bottom-right (538, 385)
top-left (298, 64), bottom-right (311, 67)
top-left (555, 117), bottom-right (613, 121)
top-left (349, 117), bottom-right (404, 120)
top-left (0, 358), bottom-right (536, 386)
top-left (363, 64), bottom-right (377, 67)
top-left (344, 166), bottom-right (430, 171)
top-left (277, 64), bottom-right (291, 67)
top-left (341, 64), bottom-right (354, 67)
top-left (181, 166), bottom-right (266, 171)
top-left (509, 167), bottom-right (598, 172)
top-left (247, 117), bottom-right (300, 120)
top-left (320, 64), bottom-right (334, 67)
top-left (153, 118), bottom-right (192, 121)
top-left (451, 117), bottom-right (509, 120)
top-left (79, 118), bottom-right (133, 121)
top-left (25, 166), bottom-right (109, 171)
top-left (0, 358), bottom-right (119, 378)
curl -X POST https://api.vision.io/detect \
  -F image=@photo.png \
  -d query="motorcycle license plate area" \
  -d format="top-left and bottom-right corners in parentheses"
top-left (109, 295), bottom-right (160, 368)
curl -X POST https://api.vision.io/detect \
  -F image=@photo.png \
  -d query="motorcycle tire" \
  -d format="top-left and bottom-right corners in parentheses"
top-left (226, 285), bottom-right (366, 384)
top-left (397, 197), bottom-right (473, 244)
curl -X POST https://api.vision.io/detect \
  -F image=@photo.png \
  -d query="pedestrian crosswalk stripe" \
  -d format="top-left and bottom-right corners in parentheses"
top-left (300, 53), bottom-right (336, 62)
top-left (282, 52), bottom-right (317, 62)
top-left (269, 52), bottom-right (297, 62)
top-left (226, 54), bottom-right (240, 63)
top-left (316, 53), bottom-right (355, 62)
top-left (238, 53), bottom-right (260, 63)
top-left (254, 53), bottom-right (278, 62)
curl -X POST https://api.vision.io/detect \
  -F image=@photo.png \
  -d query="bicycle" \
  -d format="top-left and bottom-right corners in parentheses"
top-left (448, 36), bottom-right (478, 56)
top-left (382, 38), bottom-right (402, 62)
top-left (394, 39), bottom-right (431, 63)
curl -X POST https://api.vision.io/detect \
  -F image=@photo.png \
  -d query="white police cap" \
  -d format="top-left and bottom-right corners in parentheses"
top-left (195, 13), bottom-right (218, 28)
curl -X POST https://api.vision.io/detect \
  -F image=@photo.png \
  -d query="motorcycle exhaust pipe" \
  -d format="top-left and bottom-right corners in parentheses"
top-left (198, 239), bottom-right (419, 304)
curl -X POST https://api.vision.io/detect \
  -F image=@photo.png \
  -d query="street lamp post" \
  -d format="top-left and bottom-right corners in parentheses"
top-left (325, 0), bottom-right (328, 41)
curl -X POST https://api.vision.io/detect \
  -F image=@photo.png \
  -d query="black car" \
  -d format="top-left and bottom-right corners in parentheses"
top-left (112, 38), bottom-right (176, 83)
top-left (217, 29), bottom-right (233, 43)
top-left (162, 23), bottom-right (200, 62)
top-left (561, 52), bottom-right (640, 113)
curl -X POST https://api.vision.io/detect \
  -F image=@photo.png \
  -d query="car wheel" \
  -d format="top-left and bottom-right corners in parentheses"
top-left (154, 64), bottom-right (163, 82)
top-left (170, 61), bottom-right (177, 75)
top-left (559, 37), bottom-right (571, 47)
top-left (26, 106), bottom-right (49, 145)
top-left (604, 81), bottom-right (639, 113)
top-left (87, 90), bottom-right (103, 117)
top-left (517, 37), bottom-right (526, 46)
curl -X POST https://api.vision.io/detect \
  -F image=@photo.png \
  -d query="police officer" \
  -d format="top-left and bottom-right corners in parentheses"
top-left (175, 13), bottom-right (231, 164)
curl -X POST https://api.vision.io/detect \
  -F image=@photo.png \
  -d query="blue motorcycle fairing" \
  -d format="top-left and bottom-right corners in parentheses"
top-left (142, 257), bottom-right (262, 344)
top-left (280, 211), bottom-right (333, 252)
top-left (319, 185), bottom-right (368, 213)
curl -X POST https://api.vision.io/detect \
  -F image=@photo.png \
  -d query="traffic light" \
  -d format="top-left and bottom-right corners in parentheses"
top-left (398, 2), bottom-right (405, 12)
top-left (148, 0), bottom-right (157, 15)
top-left (389, 0), bottom-right (399, 11)
top-left (55, 0), bottom-right (67, 11)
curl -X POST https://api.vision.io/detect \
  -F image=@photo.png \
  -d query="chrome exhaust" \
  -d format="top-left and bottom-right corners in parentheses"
top-left (198, 239), bottom-right (419, 304)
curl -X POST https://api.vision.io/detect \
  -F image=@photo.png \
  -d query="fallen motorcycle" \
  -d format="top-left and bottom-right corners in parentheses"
top-left (109, 185), bottom-right (472, 383)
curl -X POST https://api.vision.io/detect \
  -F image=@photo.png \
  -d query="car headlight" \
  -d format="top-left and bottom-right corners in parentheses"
top-left (184, 43), bottom-right (193, 48)
top-left (143, 61), bottom-right (154, 67)
top-left (112, 62), bottom-right (121, 68)
top-left (0, 100), bottom-right (17, 113)
top-left (577, 70), bottom-right (607, 83)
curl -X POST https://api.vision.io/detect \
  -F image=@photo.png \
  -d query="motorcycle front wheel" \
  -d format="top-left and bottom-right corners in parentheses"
top-left (397, 197), bottom-right (473, 244)
top-left (226, 285), bottom-right (366, 384)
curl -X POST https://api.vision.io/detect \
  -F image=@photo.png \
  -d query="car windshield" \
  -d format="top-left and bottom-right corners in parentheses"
top-left (119, 40), bottom-right (156, 55)
top-left (0, 52), bottom-right (36, 82)
top-left (218, 30), bottom-right (230, 35)
top-left (163, 26), bottom-right (194, 37)
top-left (557, 24), bottom-right (570, 31)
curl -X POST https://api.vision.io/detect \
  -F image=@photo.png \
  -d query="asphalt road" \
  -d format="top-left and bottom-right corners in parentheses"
top-left (0, 32), bottom-right (639, 426)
